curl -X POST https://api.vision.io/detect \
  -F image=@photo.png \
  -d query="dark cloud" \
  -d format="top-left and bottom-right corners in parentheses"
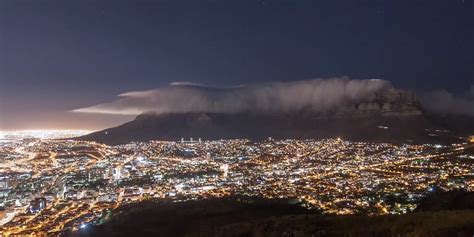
top-left (73, 77), bottom-right (391, 115)
top-left (420, 85), bottom-right (474, 116)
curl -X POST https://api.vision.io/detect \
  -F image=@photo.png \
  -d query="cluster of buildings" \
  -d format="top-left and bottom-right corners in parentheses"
top-left (0, 134), bottom-right (473, 235)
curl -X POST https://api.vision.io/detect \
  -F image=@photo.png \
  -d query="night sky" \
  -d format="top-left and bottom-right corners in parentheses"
top-left (1, 0), bottom-right (473, 130)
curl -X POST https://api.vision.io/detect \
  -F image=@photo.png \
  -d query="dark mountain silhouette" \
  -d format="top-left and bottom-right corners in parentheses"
top-left (72, 193), bottom-right (474, 237)
top-left (76, 88), bottom-right (472, 145)
top-left (416, 190), bottom-right (474, 212)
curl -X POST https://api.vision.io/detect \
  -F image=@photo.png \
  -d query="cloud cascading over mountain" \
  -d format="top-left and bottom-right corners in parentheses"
top-left (73, 77), bottom-right (391, 115)
top-left (420, 85), bottom-right (474, 117)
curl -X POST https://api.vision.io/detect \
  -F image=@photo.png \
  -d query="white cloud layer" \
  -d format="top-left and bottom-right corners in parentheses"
top-left (73, 77), bottom-right (393, 115)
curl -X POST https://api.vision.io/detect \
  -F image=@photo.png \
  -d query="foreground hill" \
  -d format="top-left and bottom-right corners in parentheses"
top-left (73, 192), bottom-right (474, 237)
top-left (72, 196), bottom-right (316, 237)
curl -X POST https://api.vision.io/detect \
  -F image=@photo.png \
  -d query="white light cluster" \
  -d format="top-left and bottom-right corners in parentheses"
top-left (0, 130), bottom-right (92, 139)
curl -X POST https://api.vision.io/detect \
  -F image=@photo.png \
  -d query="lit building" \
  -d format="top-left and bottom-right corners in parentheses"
top-left (29, 197), bottom-right (47, 213)
top-left (0, 179), bottom-right (8, 189)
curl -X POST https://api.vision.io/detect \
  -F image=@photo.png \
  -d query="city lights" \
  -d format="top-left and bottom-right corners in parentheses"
top-left (0, 132), bottom-right (473, 235)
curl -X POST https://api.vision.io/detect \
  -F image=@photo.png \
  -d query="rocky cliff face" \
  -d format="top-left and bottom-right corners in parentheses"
top-left (354, 88), bottom-right (421, 116)
top-left (298, 88), bottom-right (422, 118)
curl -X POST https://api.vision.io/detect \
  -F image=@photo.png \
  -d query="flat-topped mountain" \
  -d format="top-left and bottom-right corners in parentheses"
top-left (75, 86), bottom-right (472, 145)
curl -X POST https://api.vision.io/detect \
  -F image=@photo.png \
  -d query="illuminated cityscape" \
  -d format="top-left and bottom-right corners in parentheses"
top-left (0, 130), bottom-right (473, 235)
top-left (1, 0), bottom-right (474, 236)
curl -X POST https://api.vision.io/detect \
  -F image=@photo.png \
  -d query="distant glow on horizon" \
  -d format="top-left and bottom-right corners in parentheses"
top-left (0, 129), bottom-right (93, 139)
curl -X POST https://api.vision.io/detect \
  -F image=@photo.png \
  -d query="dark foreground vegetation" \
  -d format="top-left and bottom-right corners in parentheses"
top-left (73, 192), bottom-right (474, 237)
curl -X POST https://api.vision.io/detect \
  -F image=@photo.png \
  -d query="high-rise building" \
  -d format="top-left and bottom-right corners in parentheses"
top-left (29, 197), bottom-right (47, 213)
top-left (113, 167), bottom-right (122, 180)
top-left (0, 179), bottom-right (8, 189)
